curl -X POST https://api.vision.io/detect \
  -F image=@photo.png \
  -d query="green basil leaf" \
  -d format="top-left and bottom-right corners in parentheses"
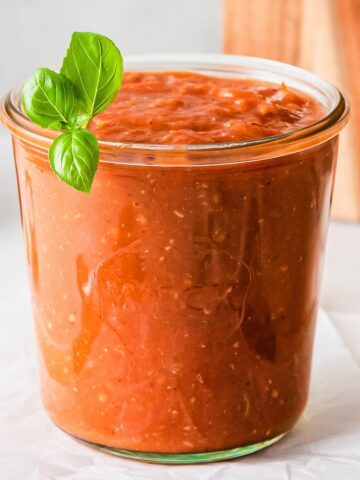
top-left (21, 67), bottom-right (77, 130)
top-left (49, 130), bottom-right (99, 193)
top-left (21, 32), bottom-right (124, 193)
top-left (68, 113), bottom-right (91, 130)
top-left (60, 32), bottom-right (123, 117)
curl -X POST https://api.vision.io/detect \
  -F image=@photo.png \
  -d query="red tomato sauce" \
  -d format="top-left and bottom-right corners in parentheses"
top-left (13, 71), bottom-right (336, 455)
top-left (89, 71), bottom-right (325, 144)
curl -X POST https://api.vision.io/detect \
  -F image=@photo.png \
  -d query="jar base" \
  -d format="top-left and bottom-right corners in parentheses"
top-left (69, 432), bottom-right (287, 464)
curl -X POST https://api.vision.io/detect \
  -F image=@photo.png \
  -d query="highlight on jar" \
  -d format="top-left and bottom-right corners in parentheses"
top-left (0, 33), bottom-right (349, 464)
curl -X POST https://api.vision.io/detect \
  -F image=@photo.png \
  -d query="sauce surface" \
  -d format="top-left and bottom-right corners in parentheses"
top-left (89, 71), bottom-right (325, 144)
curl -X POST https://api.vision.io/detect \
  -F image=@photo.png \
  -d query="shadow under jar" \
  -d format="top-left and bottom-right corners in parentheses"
top-left (0, 55), bottom-right (349, 464)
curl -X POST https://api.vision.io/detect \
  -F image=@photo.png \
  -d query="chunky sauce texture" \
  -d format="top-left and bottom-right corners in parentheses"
top-left (89, 71), bottom-right (325, 144)
top-left (14, 71), bottom-right (336, 455)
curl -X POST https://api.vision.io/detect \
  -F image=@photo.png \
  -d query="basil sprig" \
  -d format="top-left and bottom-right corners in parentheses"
top-left (21, 32), bottom-right (123, 192)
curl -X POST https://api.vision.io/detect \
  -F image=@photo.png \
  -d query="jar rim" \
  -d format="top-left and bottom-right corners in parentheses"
top-left (0, 53), bottom-right (349, 162)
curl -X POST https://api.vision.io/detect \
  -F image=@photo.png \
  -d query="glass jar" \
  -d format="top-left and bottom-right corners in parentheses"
top-left (0, 55), bottom-right (349, 464)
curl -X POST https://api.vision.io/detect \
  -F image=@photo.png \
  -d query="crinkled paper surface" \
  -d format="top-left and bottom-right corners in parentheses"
top-left (0, 221), bottom-right (360, 480)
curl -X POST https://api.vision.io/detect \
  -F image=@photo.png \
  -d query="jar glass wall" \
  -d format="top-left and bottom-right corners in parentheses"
top-left (0, 55), bottom-right (349, 464)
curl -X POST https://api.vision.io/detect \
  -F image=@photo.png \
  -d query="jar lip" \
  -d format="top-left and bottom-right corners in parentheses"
top-left (0, 53), bottom-right (349, 156)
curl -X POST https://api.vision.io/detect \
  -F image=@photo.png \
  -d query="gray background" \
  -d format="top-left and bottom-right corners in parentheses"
top-left (0, 0), bottom-right (221, 219)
